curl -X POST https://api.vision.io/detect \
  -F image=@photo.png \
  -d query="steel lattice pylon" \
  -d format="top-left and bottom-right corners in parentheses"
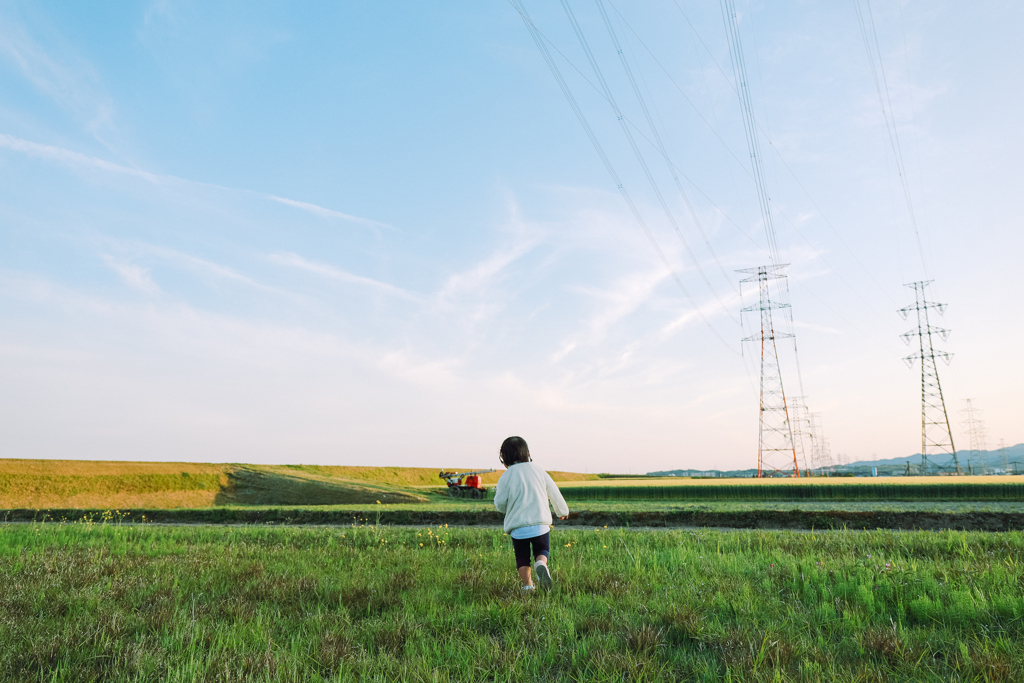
top-left (740, 265), bottom-right (800, 478)
top-left (807, 412), bottom-right (832, 473)
top-left (788, 396), bottom-right (811, 473)
top-left (899, 281), bottom-right (959, 475)
top-left (961, 399), bottom-right (987, 475)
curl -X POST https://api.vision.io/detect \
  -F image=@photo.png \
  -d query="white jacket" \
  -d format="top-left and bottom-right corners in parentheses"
top-left (493, 462), bottom-right (570, 533)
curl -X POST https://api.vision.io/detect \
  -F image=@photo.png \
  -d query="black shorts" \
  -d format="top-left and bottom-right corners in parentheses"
top-left (512, 532), bottom-right (550, 568)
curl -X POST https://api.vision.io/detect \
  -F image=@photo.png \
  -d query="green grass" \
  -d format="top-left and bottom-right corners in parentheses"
top-left (1, 523), bottom-right (1022, 681)
top-left (561, 482), bottom-right (1024, 501)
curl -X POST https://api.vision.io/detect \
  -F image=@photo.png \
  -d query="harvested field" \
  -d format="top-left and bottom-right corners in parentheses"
top-left (0, 460), bottom-right (426, 509)
top-left (0, 459), bottom-right (596, 509)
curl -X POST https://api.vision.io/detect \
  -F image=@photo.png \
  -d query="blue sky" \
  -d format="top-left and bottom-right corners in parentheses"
top-left (0, 0), bottom-right (1021, 472)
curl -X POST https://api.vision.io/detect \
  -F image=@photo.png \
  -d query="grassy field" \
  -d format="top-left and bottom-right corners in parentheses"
top-left (4, 459), bottom-right (1023, 515)
top-left (1, 522), bottom-right (1022, 681)
top-left (0, 459), bottom-right (598, 510)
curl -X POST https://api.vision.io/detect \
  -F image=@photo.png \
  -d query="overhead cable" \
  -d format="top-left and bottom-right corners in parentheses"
top-left (508, 0), bottom-right (740, 354)
top-left (719, 0), bottom-right (780, 264)
top-left (660, 0), bottom-right (901, 308)
top-left (516, 2), bottom-right (897, 344)
top-left (854, 0), bottom-right (929, 278)
top-left (559, 0), bottom-right (737, 322)
top-left (596, 0), bottom-right (737, 294)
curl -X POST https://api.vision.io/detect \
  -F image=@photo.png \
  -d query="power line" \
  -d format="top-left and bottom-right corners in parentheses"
top-left (607, 0), bottom-right (904, 347)
top-left (720, 0), bottom-right (780, 264)
top-left (603, 1), bottom-right (740, 293)
top-left (560, 0), bottom-right (737, 323)
top-left (660, 0), bottom-right (902, 308)
top-left (508, 0), bottom-right (739, 353)
top-left (853, 0), bottom-right (929, 278)
top-left (506, 4), bottom-right (772, 264)
top-left (597, 0), bottom-right (739, 303)
top-left (509, 2), bottom-right (898, 354)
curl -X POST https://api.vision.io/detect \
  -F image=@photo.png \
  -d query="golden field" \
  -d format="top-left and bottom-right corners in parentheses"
top-left (0, 459), bottom-right (597, 509)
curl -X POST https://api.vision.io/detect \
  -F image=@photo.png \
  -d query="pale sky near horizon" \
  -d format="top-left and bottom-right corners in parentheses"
top-left (0, 1), bottom-right (1021, 473)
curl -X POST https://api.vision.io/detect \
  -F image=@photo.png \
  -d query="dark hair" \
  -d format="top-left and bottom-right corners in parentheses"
top-left (499, 436), bottom-right (531, 466)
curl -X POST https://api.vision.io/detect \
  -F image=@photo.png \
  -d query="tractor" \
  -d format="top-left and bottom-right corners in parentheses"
top-left (438, 469), bottom-right (496, 499)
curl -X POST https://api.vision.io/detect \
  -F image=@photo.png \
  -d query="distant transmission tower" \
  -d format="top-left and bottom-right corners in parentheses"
top-left (789, 396), bottom-right (811, 473)
top-left (899, 281), bottom-right (959, 475)
top-left (998, 439), bottom-right (1009, 474)
top-left (962, 399), bottom-right (988, 475)
top-left (739, 265), bottom-right (800, 477)
top-left (807, 412), bottom-right (831, 474)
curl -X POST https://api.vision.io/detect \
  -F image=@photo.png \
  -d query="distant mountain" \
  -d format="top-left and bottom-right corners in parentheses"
top-left (847, 444), bottom-right (1024, 469)
top-left (845, 453), bottom-right (954, 468)
top-left (647, 444), bottom-right (1024, 477)
top-left (647, 467), bottom-right (758, 478)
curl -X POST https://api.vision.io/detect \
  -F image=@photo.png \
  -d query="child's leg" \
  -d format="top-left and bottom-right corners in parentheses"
top-left (531, 533), bottom-right (551, 567)
top-left (517, 565), bottom-right (533, 586)
top-left (512, 537), bottom-right (533, 587)
top-left (532, 533), bottom-right (552, 588)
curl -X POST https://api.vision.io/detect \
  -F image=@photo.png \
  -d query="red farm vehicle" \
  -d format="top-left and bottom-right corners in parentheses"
top-left (438, 469), bottom-right (496, 499)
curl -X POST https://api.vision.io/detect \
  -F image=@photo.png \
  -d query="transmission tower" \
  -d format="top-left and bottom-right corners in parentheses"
top-left (899, 281), bottom-right (959, 475)
top-left (962, 399), bottom-right (988, 475)
top-left (807, 412), bottom-right (830, 474)
top-left (739, 265), bottom-right (800, 477)
top-left (789, 396), bottom-right (811, 474)
top-left (998, 439), bottom-right (1009, 474)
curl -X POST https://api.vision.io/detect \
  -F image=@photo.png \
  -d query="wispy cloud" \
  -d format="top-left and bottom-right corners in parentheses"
top-left (0, 133), bottom-right (158, 182)
top-left (550, 268), bottom-right (669, 365)
top-left (98, 240), bottom-right (309, 304)
top-left (660, 289), bottom-right (742, 339)
top-left (377, 350), bottom-right (460, 388)
top-left (100, 254), bottom-right (160, 294)
top-left (0, 10), bottom-right (116, 143)
top-left (436, 239), bottom-right (539, 304)
top-left (130, 244), bottom-right (310, 303)
top-left (266, 196), bottom-right (393, 230)
top-left (549, 341), bottom-right (576, 364)
top-left (267, 252), bottom-right (422, 302)
top-left (579, 269), bottom-right (670, 344)
top-left (0, 133), bottom-right (389, 228)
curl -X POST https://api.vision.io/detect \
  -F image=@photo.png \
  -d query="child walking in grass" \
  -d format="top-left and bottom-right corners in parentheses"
top-left (493, 436), bottom-right (569, 591)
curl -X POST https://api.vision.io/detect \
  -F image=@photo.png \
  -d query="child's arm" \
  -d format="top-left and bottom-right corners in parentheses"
top-left (544, 472), bottom-right (569, 518)
top-left (493, 479), bottom-right (508, 513)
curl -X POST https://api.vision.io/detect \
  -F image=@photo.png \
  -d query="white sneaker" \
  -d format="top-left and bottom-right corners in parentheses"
top-left (536, 563), bottom-right (552, 589)
top-left (521, 585), bottom-right (535, 592)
